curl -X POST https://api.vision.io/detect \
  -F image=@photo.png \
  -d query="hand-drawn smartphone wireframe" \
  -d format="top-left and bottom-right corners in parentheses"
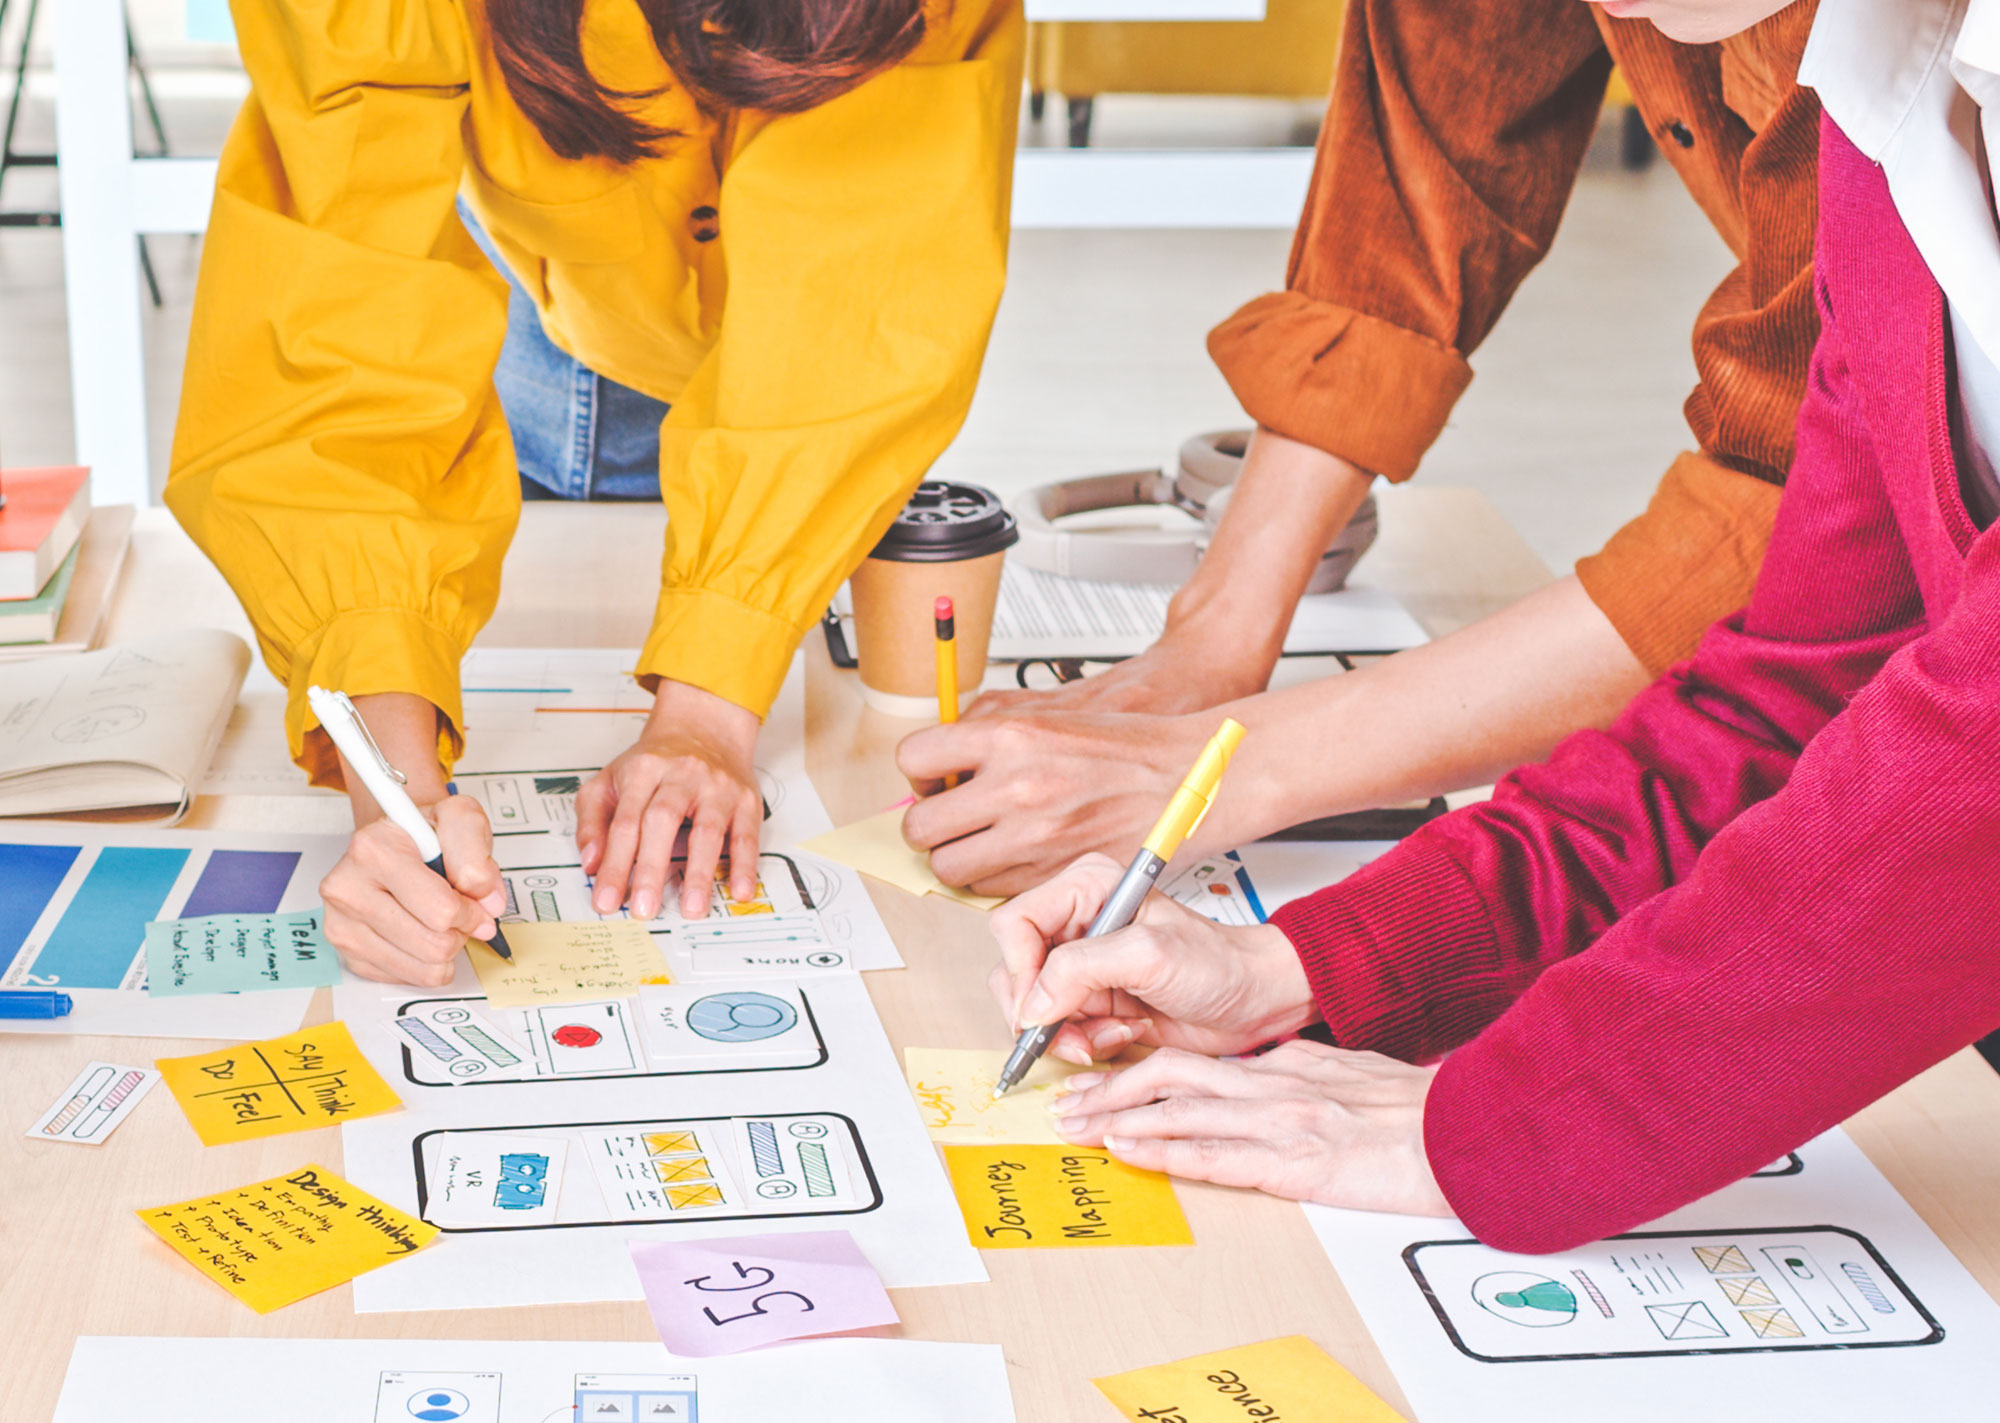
top-left (392, 985), bottom-right (827, 1087)
top-left (1405, 1226), bottom-right (1943, 1362)
top-left (413, 1113), bottom-right (881, 1232)
top-left (373, 1370), bottom-right (502, 1423)
top-left (575, 1373), bottom-right (698, 1423)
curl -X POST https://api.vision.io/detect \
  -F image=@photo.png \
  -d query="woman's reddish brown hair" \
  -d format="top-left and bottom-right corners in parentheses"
top-left (487, 0), bottom-right (929, 164)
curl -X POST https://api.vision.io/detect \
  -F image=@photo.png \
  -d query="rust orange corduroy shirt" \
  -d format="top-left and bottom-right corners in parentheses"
top-left (1208, 0), bottom-right (1820, 673)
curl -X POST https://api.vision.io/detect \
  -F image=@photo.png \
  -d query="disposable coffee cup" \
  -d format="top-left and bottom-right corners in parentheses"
top-left (848, 480), bottom-right (1018, 717)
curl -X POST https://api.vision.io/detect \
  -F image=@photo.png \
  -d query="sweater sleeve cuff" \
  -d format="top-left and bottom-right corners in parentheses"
top-left (1207, 291), bottom-right (1474, 482)
top-left (1269, 842), bottom-right (1500, 1062)
top-left (287, 607), bottom-right (467, 790)
top-left (1575, 450), bottom-right (1784, 675)
top-left (639, 587), bottom-right (801, 721)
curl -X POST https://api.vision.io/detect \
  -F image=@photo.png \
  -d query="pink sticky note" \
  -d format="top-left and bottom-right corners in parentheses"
top-left (629, 1230), bottom-right (900, 1357)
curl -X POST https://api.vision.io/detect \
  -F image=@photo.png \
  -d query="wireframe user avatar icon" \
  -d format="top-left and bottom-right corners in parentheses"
top-left (407, 1388), bottom-right (471, 1421)
top-left (685, 991), bottom-right (798, 1043)
top-left (1472, 1272), bottom-right (1578, 1327)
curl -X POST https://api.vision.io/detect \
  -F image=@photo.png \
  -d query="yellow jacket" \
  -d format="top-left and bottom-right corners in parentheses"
top-left (168, 0), bottom-right (1024, 785)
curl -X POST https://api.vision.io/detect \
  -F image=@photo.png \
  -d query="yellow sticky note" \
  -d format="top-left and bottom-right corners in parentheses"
top-left (905, 1046), bottom-right (1081, 1144)
top-left (155, 1022), bottom-right (401, 1146)
top-left (1094, 1337), bottom-right (1407, 1423)
top-left (942, 1143), bottom-right (1192, 1248)
top-left (800, 808), bottom-right (1003, 910)
top-left (137, 1162), bottom-right (437, 1313)
top-left (469, 918), bottom-right (672, 1008)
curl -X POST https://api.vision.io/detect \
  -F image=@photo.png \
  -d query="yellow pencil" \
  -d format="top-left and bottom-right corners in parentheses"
top-left (935, 596), bottom-right (960, 787)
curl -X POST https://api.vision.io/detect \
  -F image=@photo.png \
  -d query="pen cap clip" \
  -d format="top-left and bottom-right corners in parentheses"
top-left (308, 685), bottom-right (406, 785)
top-left (1142, 717), bottom-right (1246, 860)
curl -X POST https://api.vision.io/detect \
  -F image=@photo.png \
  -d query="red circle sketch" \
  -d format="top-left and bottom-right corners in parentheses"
top-left (551, 1024), bottom-right (602, 1048)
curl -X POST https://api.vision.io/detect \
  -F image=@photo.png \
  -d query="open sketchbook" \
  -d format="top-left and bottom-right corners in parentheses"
top-left (0, 628), bottom-right (248, 821)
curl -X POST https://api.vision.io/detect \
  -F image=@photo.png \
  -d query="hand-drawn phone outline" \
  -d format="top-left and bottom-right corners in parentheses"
top-left (391, 988), bottom-right (829, 1088)
top-left (1404, 1225), bottom-right (1944, 1363)
top-left (410, 1112), bottom-right (884, 1233)
top-left (1751, 1153), bottom-right (1804, 1177)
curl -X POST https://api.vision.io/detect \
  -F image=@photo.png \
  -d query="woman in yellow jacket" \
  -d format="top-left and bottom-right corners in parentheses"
top-left (167, 0), bottom-right (1023, 985)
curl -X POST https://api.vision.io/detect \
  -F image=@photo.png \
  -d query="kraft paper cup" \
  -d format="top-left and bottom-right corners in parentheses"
top-left (848, 481), bottom-right (1018, 718)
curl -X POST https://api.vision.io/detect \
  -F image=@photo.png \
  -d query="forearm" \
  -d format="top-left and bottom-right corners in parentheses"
top-left (1161, 429), bottom-right (1375, 695)
top-left (333, 692), bottom-right (451, 827)
top-left (1203, 576), bottom-right (1648, 844)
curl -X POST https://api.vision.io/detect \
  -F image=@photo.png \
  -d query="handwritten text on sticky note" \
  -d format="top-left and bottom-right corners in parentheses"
top-left (469, 918), bottom-right (671, 1008)
top-left (1094, 1336), bottom-right (1407, 1423)
top-left (942, 1143), bottom-right (1192, 1249)
top-left (155, 1021), bottom-right (401, 1145)
top-left (630, 1230), bottom-right (898, 1356)
top-left (137, 1163), bottom-right (436, 1313)
top-left (905, 1046), bottom-right (1080, 1145)
top-left (145, 910), bottom-right (341, 996)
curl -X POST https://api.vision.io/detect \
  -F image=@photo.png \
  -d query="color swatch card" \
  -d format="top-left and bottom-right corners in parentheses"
top-left (144, 909), bottom-right (342, 996)
top-left (25, 1060), bottom-right (159, 1144)
top-left (426, 1135), bottom-right (569, 1227)
top-left (156, 1021), bottom-right (402, 1145)
top-left (137, 1163), bottom-right (436, 1313)
top-left (630, 1230), bottom-right (899, 1356)
top-left (904, 1046), bottom-right (1080, 1145)
top-left (467, 918), bottom-right (671, 1008)
top-left (799, 809), bottom-right (1002, 910)
top-left (1094, 1337), bottom-right (1406, 1423)
top-left (942, 1143), bottom-right (1192, 1249)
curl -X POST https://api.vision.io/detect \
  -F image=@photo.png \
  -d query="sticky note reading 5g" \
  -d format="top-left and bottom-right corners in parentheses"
top-left (942, 1144), bottom-right (1193, 1248)
top-left (629, 1230), bottom-right (898, 1356)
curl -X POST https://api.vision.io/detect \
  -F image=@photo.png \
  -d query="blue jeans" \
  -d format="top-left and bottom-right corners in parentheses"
top-left (463, 203), bottom-right (666, 502)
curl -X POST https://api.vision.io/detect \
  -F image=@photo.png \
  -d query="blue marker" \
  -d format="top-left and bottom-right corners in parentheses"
top-left (0, 989), bottom-right (74, 1019)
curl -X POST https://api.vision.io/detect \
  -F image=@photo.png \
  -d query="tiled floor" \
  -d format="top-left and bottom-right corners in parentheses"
top-left (0, 72), bottom-right (1731, 575)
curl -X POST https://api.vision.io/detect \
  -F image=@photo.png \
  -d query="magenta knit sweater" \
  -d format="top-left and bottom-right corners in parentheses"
top-left (1271, 117), bottom-right (2000, 1254)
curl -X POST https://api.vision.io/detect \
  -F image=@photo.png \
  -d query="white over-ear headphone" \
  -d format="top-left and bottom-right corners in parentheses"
top-left (1011, 430), bottom-right (1377, 593)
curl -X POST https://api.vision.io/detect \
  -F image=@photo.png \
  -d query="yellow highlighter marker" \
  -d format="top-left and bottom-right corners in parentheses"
top-left (993, 717), bottom-right (1246, 1097)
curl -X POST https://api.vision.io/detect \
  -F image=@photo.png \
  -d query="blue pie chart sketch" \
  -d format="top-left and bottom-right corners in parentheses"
top-left (408, 1389), bottom-right (471, 1421)
top-left (686, 991), bottom-right (797, 1043)
top-left (1472, 1271), bottom-right (1578, 1327)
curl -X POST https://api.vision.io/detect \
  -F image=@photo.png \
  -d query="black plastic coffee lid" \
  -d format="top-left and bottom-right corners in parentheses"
top-left (868, 481), bottom-right (1019, 563)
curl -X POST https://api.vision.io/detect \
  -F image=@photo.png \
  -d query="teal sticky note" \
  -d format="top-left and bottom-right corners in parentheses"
top-left (144, 910), bottom-right (342, 996)
top-left (185, 0), bottom-right (235, 44)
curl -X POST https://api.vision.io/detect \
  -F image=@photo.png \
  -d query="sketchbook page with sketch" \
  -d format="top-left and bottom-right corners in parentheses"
top-left (0, 629), bottom-right (249, 821)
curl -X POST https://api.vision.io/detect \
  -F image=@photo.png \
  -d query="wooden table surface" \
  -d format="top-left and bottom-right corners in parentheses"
top-left (7, 488), bottom-right (1999, 1422)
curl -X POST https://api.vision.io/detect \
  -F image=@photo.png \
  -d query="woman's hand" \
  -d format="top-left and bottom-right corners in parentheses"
top-left (988, 853), bottom-right (1320, 1064)
top-left (577, 678), bottom-right (763, 920)
top-left (318, 692), bottom-right (505, 987)
top-left (1050, 1041), bottom-right (1453, 1217)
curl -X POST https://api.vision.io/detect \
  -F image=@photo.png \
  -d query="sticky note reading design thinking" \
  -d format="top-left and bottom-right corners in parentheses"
top-left (800, 808), bottom-right (1003, 910)
top-left (905, 1046), bottom-right (1081, 1145)
top-left (144, 909), bottom-right (342, 996)
top-left (155, 1021), bottom-right (402, 1145)
top-left (1093, 1336), bottom-right (1407, 1423)
top-left (468, 918), bottom-right (672, 1008)
top-left (137, 1163), bottom-right (436, 1313)
top-left (942, 1143), bottom-right (1192, 1249)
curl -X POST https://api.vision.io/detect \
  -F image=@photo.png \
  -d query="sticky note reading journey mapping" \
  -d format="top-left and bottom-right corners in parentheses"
top-left (630, 1229), bottom-right (899, 1356)
top-left (800, 808), bottom-right (1003, 910)
top-left (144, 909), bottom-right (342, 997)
top-left (942, 1143), bottom-right (1192, 1249)
top-left (138, 1163), bottom-right (436, 1313)
top-left (1094, 1336), bottom-right (1407, 1423)
top-left (155, 1021), bottom-right (402, 1146)
top-left (905, 1046), bottom-right (1081, 1145)
top-left (468, 918), bottom-right (672, 1009)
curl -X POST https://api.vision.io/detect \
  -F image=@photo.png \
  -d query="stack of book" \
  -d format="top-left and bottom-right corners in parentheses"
top-left (0, 467), bottom-right (132, 661)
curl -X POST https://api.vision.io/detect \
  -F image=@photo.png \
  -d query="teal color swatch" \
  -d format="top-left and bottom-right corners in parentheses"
top-left (145, 910), bottom-right (341, 997)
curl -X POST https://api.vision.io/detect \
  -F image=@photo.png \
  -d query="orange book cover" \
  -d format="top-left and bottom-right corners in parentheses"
top-left (0, 466), bottom-right (90, 599)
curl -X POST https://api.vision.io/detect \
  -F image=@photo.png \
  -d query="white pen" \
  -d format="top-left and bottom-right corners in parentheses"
top-left (306, 685), bottom-right (512, 960)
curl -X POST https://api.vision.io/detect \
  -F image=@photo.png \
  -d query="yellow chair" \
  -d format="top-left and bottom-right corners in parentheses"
top-left (1027, 0), bottom-right (1345, 146)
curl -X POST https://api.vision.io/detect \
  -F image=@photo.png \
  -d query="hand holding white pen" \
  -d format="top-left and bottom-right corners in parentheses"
top-left (309, 687), bottom-right (511, 987)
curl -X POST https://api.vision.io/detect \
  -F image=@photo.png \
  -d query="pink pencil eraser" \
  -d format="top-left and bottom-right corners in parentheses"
top-left (934, 596), bottom-right (954, 620)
